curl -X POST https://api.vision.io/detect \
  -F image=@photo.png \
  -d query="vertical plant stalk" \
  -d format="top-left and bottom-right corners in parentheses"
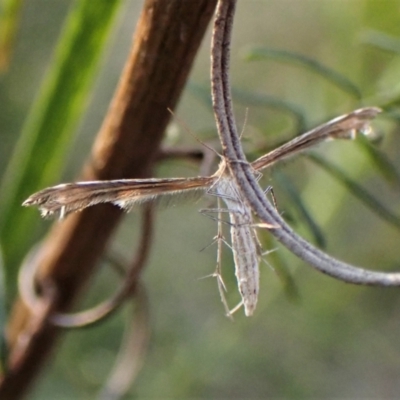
top-left (0, 0), bottom-right (218, 398)
top-left (211, 0), bottom-right (400, 287)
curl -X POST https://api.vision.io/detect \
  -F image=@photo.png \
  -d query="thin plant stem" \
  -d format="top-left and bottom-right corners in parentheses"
top-left (210, 0), bottom-right (400, 286)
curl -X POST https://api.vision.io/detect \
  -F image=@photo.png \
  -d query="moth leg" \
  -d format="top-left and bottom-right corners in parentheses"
top-left (197, 200), bottom-right (233, 319)
top-left (206, 184), bottom-right (237, 203)
top-left (260, 248), bottom-right (279, 272)
top-left (247, 186), bottom-right (280, 231)
top-left (212, 197), bottom-right (233, 320)
top-left (265, 185), bottom-right (279, 211)
top-left (199, 207), bottom-right (236, 228)
top-left (228, 300), bottom-right (244, 316)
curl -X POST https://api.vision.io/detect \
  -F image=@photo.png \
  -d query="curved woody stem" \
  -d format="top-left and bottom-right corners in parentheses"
top-left (211, 0), bottom-right (400, 286)
top-left (18, 204), bottom-right (154, 328)
top-left (0, 2), bottom-right (219, 399)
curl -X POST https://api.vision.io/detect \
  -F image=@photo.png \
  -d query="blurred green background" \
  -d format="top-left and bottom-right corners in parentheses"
top-left (2, 0), bottom-right (400, 398)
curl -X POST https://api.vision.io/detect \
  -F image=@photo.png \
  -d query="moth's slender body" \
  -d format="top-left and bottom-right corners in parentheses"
top-left (23, 107), bottom-right (381, 316)
top-left (213, 175), bottom-right (260, 316)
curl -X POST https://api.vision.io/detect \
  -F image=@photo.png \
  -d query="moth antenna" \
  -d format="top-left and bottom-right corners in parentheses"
top-left (239, 107), bottom-right (249, 140)
top-left (167, 107), bottom-right (223, 161)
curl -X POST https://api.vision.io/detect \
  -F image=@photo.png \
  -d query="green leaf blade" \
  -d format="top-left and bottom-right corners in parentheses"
top-left (0, 0), bottom-right (123, 293)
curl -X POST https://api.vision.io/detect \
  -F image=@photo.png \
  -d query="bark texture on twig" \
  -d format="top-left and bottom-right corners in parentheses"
top-left (0, 1), bottom-right (217, 398)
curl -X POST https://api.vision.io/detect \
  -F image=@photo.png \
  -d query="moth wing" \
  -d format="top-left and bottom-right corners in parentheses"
top-left (23, 177), bottom-right (213, 219)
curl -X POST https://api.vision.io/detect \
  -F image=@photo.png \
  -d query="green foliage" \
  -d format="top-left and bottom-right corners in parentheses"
top-left (273, 170), bottom-right (326, 248)
top-left (0, 247), bottom-right (7, 374)
top-left (0, 0), bottom-right (123, 293)
top-left (244, 48), bottom-right (362, 100)
top-left (2, 1), bottom-right (400, 399)
top-left (309, 152), bottom-right (400, 232)
top-left (0, 0), bottom-right (23, 70)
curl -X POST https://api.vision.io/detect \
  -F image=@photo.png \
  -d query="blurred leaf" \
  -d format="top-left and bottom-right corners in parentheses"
top-left (0, 246), bottom-right (7, 374)
top-left (273, 170), bottom-right (326, 248)
top-left (361, 30), bottom-right (400, 108)
top-left (98, 288), bottom-right (150, 400)
top-left (0, 0), bottom-right (23, 71)
top-left (187, 82), bottom-right (307, 133)
top-left (356, 134), bottom-right (400, 186)
top-left (385, 109), bottom-right (400, 121)
top-left (187, 82), bottom-right (213, 110)
top-left (0, 0), bottom-right (123, 293)
top-left (309, 153), bottom-right (400, 231)
top-left (268, 254), bottom-right (300, 303)
top-left (362, 0), bottom-right (400, 37)
top-left (361, 29), bottom-right (400, 54)
top-left (244, 48), bottom-right (362, 100)
top-left (231, 88), bottom-right (307, 132)
top-left (381, 97), bottom-right (400, 110)
top-left (258, 231), bottom-right (300, 302)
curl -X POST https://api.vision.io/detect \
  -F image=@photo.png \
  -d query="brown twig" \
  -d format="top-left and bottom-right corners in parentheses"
top-left (18, 204), bottom-right (154, 328)
top-left (210, 0), bottom-right (400, 285)
top-left (0, 1), bottom-right (218, 398)
top-left (158, 145), bottom-right (218, 176)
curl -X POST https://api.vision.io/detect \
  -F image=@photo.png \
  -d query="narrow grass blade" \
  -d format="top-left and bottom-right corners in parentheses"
top-left (0, 0), bottom-right (123, 292)
top-left (0, 246), bottom-right (8, 374)
top-left (244, 48), bottom-right (362, 100)
top-left (274, 170), bottom-right (326, 248)
top-left (0, 0), bottom-right (23, 71)
top-left (356, 134), bottom-right (400, 187)
top-left (259, 233), bottom-right (300, 302)
top-left (187, 82), bottom-right (307, 132)
top-left (309, 153), bottom-right (400, 231)
top-left (361, 30), bottom-right (400, 55)
top-left (231, 88), bottom-right (307, 132)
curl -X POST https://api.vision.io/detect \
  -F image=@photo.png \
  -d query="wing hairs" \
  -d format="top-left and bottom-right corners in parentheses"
top-left (251, 107), bottom-right (381, 172)
top-left (23, 177), bottom-right (213, 219)
top-left (23, 107), bottom-right (381, 219)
